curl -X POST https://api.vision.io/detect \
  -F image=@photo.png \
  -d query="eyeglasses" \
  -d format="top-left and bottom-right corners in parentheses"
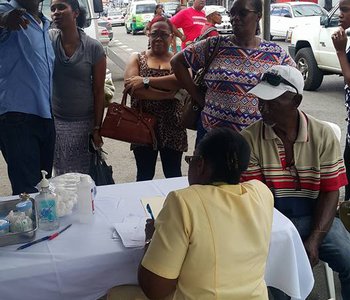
top-left (149, 31), bottom-right (171, 40)
top-left (229, 9), bottom-right (258, 19)
top-left (184, 155), bottom-right (202, 164)
top-left (287, 164), bottom-right (301, 191)
top-left (262, 72), bottom-right (299, 95)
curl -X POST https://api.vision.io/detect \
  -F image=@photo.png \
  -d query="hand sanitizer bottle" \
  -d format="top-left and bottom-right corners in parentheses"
top-left (77, 176), bottom-right (94, 223)
top-left (35, 170), bottom-right (59, 231)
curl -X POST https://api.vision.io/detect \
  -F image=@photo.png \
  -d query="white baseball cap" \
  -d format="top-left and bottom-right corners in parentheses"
top-left (249, 65), bottom-right (304, 100)
top-left (205, 6), bottom-right (220, 17)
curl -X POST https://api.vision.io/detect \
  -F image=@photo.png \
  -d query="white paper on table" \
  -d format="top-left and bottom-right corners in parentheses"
top-left (140, 196), bottom-right (166, 219)
top-left (113, 215), bottom-right (147, 248)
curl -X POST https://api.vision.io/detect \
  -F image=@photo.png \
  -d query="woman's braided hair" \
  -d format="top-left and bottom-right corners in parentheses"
top-left (196, 128), bottom-right (251, 184)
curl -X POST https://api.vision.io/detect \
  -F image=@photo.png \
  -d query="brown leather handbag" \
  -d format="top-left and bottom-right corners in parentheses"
top-left (100, 90), bottom-right (157, 149)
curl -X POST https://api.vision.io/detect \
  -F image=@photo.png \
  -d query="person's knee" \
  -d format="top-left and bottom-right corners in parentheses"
top-left (320, 218), bottom-right (350, 275)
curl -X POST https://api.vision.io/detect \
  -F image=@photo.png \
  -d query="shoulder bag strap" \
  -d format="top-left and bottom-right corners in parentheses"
top-left (198, 36), bottom-right (222, 82)
top-left (197, 27), bottom-right (217, 42)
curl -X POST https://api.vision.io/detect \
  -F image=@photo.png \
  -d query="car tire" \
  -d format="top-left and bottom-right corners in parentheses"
top-left (295, 47), bottom-right (324, 91)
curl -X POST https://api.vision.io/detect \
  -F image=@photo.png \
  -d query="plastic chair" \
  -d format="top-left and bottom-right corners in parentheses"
top-left (322, 121), bottom-right (340, 300)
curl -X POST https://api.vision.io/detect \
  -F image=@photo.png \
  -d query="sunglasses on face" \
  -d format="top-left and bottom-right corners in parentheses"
top-left (184, 155), bottom-right (202, 164)
top-left (229, 8), bottom-right (257, 19)
top-left (149, 31), bottom-right (171, 40)
top-left (262, 72), bottom-right (299, 95)
top-left (287, 164), bottom-right (301, 191)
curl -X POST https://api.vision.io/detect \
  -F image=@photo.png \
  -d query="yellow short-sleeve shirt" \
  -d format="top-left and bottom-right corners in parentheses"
top-left (142, 180), bottom-right (274, 300)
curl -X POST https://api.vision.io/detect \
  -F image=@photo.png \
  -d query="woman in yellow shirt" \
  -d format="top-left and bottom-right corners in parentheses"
top-left (108, 128), bottom-right (274, 300)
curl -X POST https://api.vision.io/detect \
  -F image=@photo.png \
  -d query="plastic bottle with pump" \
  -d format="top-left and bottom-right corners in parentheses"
top-left (35, 170), bottom-right (59, 231)
top-left (77, 176), bottom-right (94, 223)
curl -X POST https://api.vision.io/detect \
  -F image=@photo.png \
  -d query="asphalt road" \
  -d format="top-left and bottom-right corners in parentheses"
top-left (0, 26), bottom-right (345, 299)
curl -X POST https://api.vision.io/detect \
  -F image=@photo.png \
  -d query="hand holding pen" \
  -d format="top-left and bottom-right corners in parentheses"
top-left (16, 224), bottom-right (72, 251)
top-left (145, 204), bottom-right (155, 242)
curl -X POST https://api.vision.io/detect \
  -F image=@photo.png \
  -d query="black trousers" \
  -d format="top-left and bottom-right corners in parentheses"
top-left (133, 146), bottom-right (183, 181)
top-left (0, 112), bottom-right (55, 195)
top-left (344, 140), bottom-right (350, 200)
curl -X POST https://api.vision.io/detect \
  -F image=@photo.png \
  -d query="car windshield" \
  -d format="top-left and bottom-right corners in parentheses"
top-left (109, 11), bottom-right (123, 16)
top-left (164, 3), bottom-right (179, 12)
top-left (136, 4), bottom-right (156, 14)
top-left (292, 5), bottom-right (327, 17)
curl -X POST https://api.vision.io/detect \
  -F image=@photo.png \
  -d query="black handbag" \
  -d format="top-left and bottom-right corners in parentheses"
top-left (89, 135), bottom-right (115, 186)
top-left (181, 36), bottom-right (222, 130)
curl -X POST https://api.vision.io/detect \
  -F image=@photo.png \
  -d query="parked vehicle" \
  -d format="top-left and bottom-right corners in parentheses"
top-left (288, 3), bottom-right (348, 90)
top-left (97, 26), bottom-right (110, 47)
top-left (216, 11), bottom-right (231, 34)
top-left (124, 0), bottom-right (156, 35)
top-left (163, 1), bottom-right (180, 17)
top-left (270, 2), bottom-right (327, 40)
top-left (98, 19), bottom-right (113, 40)
top-left (106, 10), bottom-right (125, 26)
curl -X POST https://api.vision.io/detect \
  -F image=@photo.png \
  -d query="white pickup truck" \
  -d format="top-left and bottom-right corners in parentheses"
top-left (288, 3), bottom-right (349, 91)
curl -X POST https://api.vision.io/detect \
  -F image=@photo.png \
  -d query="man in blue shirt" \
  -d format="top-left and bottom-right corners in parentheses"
top-left (0, 0), bottom-right (55, 195)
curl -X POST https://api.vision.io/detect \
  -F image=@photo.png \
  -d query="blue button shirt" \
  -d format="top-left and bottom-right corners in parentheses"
top-left (0, 0), bottom-right (55, 119)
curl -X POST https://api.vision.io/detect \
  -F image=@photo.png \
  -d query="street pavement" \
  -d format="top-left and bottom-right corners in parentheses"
top-left (0, 26), bottom-right (346, 299)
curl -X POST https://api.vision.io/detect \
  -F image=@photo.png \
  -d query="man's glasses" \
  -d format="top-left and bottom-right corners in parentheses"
top-left (229, 9), bottom-right (257, 19)
top-left (262, 72), bottom-right (299, 95)
top-left (184, 155), bottom-right (202, 164)
top-left (287, 164), bottom-right (301, 191)
top-left (149, 32), bottom-right (171, 40)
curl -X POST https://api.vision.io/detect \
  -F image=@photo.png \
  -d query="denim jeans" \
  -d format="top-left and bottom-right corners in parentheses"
top-left (271, 216), bottom-right (350, 299)
top-left (133, 146), bottom-right (183, 181)
top-left (0, 112), bottom-right (55, 195)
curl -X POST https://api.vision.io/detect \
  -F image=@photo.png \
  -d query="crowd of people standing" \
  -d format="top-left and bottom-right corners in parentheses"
top-left (1, 0), bottom-right (350, 299)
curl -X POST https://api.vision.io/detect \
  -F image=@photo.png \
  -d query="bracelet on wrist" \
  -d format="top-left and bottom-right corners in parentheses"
top-left (145, 238), bottom-right (152, 246)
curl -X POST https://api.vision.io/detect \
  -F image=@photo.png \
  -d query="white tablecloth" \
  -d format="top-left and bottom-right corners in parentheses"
top-left (0, 177), bottom-right (314, 300)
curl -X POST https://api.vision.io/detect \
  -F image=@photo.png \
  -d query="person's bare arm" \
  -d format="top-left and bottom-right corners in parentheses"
top-left (92, 55), bottom-right (107, 148)
top-left (171, 52), bottom-right (204, 107)
top-left (332, 27), bottom-right (350, 85)
top-left (172, 26), bottom-right (186, 42)
top-left (138, 265), bottom-right (177, 299)
top-left (303, 190), bottom-right (339, 267)
top-left (125, 74), bottom-right (182, 92)
top-left (138, 219), bottom-right (177, 299)
top-left (124, 53), bottom-right (178, 100)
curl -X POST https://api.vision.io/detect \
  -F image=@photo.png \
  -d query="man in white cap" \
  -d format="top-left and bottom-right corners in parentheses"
top-left (197, 6), bottom-right (222, 41)
top-left (241, 65), bottom-right (350, 299)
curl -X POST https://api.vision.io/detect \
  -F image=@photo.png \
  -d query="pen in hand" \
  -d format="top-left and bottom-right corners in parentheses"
top-left (146, 204), bottom-right (155, 220)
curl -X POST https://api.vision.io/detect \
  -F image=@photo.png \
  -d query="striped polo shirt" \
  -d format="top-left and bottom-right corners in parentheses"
top-left (241, 110), bottom-right (347, 218)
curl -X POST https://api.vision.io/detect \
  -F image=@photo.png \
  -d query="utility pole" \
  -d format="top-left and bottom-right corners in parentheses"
top-left (262, 0), bottom-right (271, 41)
